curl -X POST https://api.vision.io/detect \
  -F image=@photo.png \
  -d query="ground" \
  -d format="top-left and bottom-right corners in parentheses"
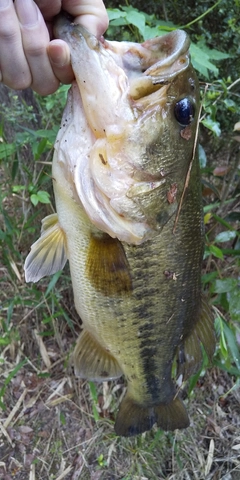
top-left (0, 275), bottom-right (240, 479)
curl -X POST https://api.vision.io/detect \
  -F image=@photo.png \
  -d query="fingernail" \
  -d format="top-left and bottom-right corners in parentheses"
top-left (0, 0), bottom-right (10, 10)
top-left (15, 0), bottom-right (39, 26)
top-left (48, 41), bottom-right (69, 67)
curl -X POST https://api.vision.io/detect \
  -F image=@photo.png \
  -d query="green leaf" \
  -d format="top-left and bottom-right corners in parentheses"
top-left (107, 8), bottom-right (127, 21)
top-left (215, 231), bottom-right (237, 243)
top-left (223, 322), bottom-right (240, 371)
top-left (0, 143), bottom-right (16, 160)
top-left (88, 381), bottom-right (100, 422)
top-left (143, 25), bottom-right (170, 40)
top-left (60, 411), bottom-right (66, 425)
top-left (125, 10), bottom-right (146, 37)
top-left (11, 159), bottom-right (19, 181)
top-left (190, 44), bottom-right (219, 78)
top-left (36, 190), bottom-right (50, 204)
top-left (221, 249), bottom-right (240, 256)
top-left (209, 244), bottom-right (224, 259)
top-left (38, 373), bottom-right (51, 378)
top-left (201, 117), bottom-right (221, 136)
top-left (202, 46), bottom-right (229, 61)
top-left (45, 271), bottom-right (62, 297)
top-left (199, 144), bottom-right (207, 168)
top-left (213, 360), bottom-right (240, 376)
top-left (0, 359), bottom-right (27, 409)
top-left (0, 229), bottom-right (6, 241)
top-left (109, 18), bottom-right (127, 27)
top-left (212, 213), bottom-right (237, 231)
top-left (34, 137), bottom-right (48, 159)
top-left (201, 271), bottom-right (218, 284)
top-left (38, 330), bottom-right (54, 337)
top-left (12, 185), bottom-right (25, 193)
top-left (30, 193), bottom-right (39, 206)
top-left (220, 332), bottom-right (228, 359)
top-left (227, 289), bottom-right (240, 321)
top-left (213, 278), bottom-right (237, 293)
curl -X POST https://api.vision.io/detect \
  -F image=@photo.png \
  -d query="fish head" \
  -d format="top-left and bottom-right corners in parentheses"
top-left (54, 14), bottom-right (200, 244)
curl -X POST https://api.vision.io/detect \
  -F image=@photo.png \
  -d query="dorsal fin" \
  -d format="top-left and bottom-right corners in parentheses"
top-left (177, 295), bottom-right (215, 380)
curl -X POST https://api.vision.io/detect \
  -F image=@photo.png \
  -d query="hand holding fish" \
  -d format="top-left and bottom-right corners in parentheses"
top-left (0, 0), bottom-right (108, 94)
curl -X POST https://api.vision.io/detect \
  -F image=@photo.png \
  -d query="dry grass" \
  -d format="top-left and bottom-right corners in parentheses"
top-left (0, 274), bottom-right (240, 480)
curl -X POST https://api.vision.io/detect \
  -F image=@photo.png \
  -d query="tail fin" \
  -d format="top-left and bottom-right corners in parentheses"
top-left (114, 392), bottom-right (189, 437)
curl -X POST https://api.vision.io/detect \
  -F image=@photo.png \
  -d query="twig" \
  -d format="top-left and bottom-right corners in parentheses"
top-left (3, 388), bottom-right (28, 429)
top-left (173, 85), bottom-right (207, 233)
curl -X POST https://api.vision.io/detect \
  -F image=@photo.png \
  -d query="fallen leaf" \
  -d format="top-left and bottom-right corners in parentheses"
top-left (213, 165), bottom-right (231, 176)
top-left (233, 121), bottom-right (240, 131)
top-left (18, 426), bottom-right (33, 434)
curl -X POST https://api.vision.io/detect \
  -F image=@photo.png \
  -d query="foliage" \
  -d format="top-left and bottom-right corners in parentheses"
top-left (107, 5), bottom-right (230, 79)
top-left (107, 0), bottom-right (240, 79)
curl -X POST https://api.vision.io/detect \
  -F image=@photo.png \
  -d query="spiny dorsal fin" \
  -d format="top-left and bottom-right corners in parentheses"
top-left (177, 295), bottom-right (215, 380)
top-left (85, 233), bottom-right (132, 296)
top-left (24, 213), bottom-right (67, 283)
top-left (74, 330), bottom-right (122, 381)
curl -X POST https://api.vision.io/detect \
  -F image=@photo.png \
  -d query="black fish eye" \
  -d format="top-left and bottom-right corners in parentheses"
top-left (174, 97), bottom-right (195, 126)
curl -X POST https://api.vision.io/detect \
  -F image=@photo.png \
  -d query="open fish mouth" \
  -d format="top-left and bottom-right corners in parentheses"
top-left (53, 14), bottom-right (194, 245)
top-left (54, 13), bottom-right (190, 90)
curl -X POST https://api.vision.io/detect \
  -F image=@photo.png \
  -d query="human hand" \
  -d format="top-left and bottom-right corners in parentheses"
top-left (0, 0), bottom-right (109, 95)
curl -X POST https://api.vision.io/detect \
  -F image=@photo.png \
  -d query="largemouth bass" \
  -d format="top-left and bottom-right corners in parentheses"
top-left (24, 13), bottom-right (215, 437)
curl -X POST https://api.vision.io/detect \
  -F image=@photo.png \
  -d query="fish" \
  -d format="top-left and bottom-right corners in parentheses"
top-left (24, 12), bottom-right (215, 437)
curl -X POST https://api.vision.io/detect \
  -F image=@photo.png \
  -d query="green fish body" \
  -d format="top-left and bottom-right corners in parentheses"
top-left (25, 14), bottom-right (215, 436)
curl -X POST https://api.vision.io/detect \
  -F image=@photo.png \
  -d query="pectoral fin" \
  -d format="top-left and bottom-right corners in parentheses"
top-left (115, 392), bottom-right (189, 437)
top-left (177, 295), bottom-right (215, 380)
top-left (86, 233), bottom-right (132, 296)
top-left (24, 213), bottom-right (67, 283)
top-left (74, 330), bottom-right (123, 381)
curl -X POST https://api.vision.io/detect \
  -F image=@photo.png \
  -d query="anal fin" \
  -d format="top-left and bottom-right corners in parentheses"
top-left (73, 330), bottom-right (122, 381)
top-left (115, 392), bottom-right (189, 437)
top-left (24, 213), bottom-right (67, 282)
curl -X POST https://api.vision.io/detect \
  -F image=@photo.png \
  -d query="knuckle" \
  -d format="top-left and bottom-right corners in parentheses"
top-left (2, 72), bottom-right (32, 91)
top-left (0, 28), bottom-right (19, 42)
top-left (24, 42), bottom-right (47, 58)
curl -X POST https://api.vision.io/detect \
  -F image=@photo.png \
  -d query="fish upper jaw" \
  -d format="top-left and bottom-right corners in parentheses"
top-left (54, 14), bottom-right (197, 245)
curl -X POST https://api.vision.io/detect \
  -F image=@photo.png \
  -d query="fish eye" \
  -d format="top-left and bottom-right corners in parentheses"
top-left (174, 97), bottom-right (195, 127)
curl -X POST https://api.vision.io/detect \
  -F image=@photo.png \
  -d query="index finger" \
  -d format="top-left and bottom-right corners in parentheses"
top-left (63, 0), bottom-right (109, 37)
top-left (35, 0), bottom-right (109, 37)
